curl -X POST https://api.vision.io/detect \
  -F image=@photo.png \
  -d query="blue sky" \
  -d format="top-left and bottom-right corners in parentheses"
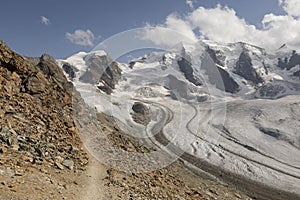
top-left (0, 0), bottom-right (296, 59)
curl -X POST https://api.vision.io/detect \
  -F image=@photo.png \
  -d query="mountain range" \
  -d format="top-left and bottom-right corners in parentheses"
top-left (60, 41), bottom-right (300, 100)
top-left (57, 40), bottom-right (300, 199)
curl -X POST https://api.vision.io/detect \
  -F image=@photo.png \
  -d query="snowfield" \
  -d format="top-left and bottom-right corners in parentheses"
top-left (59, 40), bottom-right (300, 198)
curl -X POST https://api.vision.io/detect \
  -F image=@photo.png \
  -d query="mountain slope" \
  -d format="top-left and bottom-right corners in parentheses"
top-left (0, 40), bottom-right (87, 169)
top-left (0, 40), bottom-right (256, 200)
top-left (59, 40), bottom-right (300, 199)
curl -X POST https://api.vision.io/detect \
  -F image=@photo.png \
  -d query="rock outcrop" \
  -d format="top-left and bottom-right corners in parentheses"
top-left (177, 48), bottom-right (202, 86)
top-left (235, 51), bottom-right (263, 84)
top-left (201, 53), bottom-right (240, 93)
top-left (61, 62), bottom-right (78, 81)
top-left (97, 61), bottom-right (122, 94)
top-left (131, 102), bottom-right (150, 125)
top-left (206, 46), bottom-right (226, 67)
top-left (79, 53), bottom-right (112, 84)
top-left (70, 52), bottom-right (123, 94)
top-left (0, 40), bottom-right (87, 173)
top-left (278, 50), bottom-right (300, 70)
top-left (293, 70), bottom-right (300, 79)
top-left (256, 82), bottom-right (286, 99)
top-left (177, 57), bottom-right (202, 86)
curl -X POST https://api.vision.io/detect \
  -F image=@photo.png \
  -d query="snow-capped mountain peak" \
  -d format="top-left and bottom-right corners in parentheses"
top-left (58, 41), bottom-right (300, 197)
top-left (59, 41), bottom-right (300, 100)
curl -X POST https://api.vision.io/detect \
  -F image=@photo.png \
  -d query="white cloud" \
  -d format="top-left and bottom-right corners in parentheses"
top-left (279, 0), bottom-right (300, 17)
top-left (41, 16), bottom-right (50, 25)
top-left (188, 4), bottom-right (258, 43)
top-left (260, 13), bottom-right (300, 49)
top-left (186, 0), bottom-right (196, 9)
top-left (141, 14), bottom-right (197, 47)
top-left (66, 29), bottom-right (95, 46)
top-left (141, 4), bottom-right (300, 51)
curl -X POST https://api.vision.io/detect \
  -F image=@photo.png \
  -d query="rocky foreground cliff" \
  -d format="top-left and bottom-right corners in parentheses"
top-left (0, 40), bottom-right (252, 199)
top-left (0, 40), bottom-right (89, 169)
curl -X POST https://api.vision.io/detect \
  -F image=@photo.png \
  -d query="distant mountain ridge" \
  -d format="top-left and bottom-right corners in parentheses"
top-left (59, 40), bottom-right (300, 100)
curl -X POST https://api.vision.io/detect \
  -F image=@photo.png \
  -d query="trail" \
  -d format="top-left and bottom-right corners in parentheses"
top-left (79, 151), bottom-right (108, 200)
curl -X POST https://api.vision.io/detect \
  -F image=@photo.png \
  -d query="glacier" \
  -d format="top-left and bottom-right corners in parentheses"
top-left (58, 40), bottom-right (300, 199)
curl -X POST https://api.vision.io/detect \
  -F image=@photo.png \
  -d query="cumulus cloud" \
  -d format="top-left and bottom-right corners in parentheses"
top-left (279, 0), bottom-right (300, 17)
top-left (142, 14), bottom-right (197, 47)
top-left (141, 4), bottom-right (300, 51)
top-left (186, 0), bottom-right (196, 9)
top-left (188, 5), bottom-right (258, 43)
top-left (41, 16), bottom-right (50, 25)
top-left (66, 29), bottom-right (95, 46)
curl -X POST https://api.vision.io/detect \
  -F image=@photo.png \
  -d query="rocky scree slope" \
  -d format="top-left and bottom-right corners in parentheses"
top-left (0, 40), bottom-right (88, 175)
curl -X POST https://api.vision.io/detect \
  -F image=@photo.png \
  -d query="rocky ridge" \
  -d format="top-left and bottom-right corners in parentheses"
top-left (0, 40), bottom-right (89, 168)
top-left (0, 40), bottom-right (90, 198)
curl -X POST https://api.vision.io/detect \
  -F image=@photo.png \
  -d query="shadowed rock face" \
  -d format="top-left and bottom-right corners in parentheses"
top-left (288, 52), bottom-right (300, 69)
top-left (206, 46), bottom-right (225, 67)
top-left (201, 53), bottom-right (240, 93)
top-left (278, 51), bottom-right (300, 70)
top-left (178, 48), bottom-right (239, 94)
top-left (257, 83), bottom-right (286, 99)
top-left (132, 102), bottom-right (148, 115)
top-left (235, 51), bottom-right (263, 84)
top-left (98, 61), bottom-right (122, 94)
top-left (177, 57), bottom-right (202, 86)
top-left (294, 70), bottom-right (300, 79)
top-left (62, 63), bottom-right (78, 81)
top-left (131, 102), bottom-right (150, 125)
top-left (79, 54), bottom-right (112, 84)
top-left (217, 67), bottom-right (240, 93)
top-left (75, 53), bottom-right (122, 94)
top-left (165, 74), bottom-right (190, 100)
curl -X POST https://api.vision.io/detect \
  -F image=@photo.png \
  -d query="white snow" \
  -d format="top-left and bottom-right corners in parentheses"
top-left (59, 40), bottom-right (300, 195)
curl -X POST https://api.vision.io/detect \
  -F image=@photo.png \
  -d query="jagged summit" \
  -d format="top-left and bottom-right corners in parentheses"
top-left (60, 40), bottom-right (300, 100)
